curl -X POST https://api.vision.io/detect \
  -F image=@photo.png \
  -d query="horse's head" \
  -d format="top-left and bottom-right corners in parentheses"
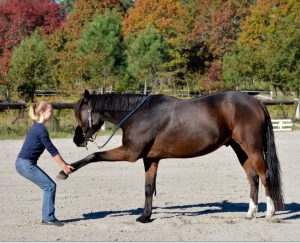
top-left (73, 89), bottom-right (104, 147)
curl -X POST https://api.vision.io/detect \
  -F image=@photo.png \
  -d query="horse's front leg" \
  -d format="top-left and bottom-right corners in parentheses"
top-left (136, 159), bottom-right (159, 223)
top-left (57, 146), bottom-right (140, 180)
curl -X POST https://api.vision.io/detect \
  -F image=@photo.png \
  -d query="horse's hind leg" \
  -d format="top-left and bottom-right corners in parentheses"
top-left (249, 153), bottom-right (275, 220)
top-left (243, 162), bottom-right (259, 218)
top-left (136, 158), bottom-right (159, 223)
top-left (232, 132), bottom-right (276, 220)
top-left (229, 140), bottom-right (259, 219)
top-left (234, 139), bottom-right (275, 219)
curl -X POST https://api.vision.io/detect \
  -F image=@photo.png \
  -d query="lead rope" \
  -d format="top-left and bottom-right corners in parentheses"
top-left (90, 94), bottom-right (152, 150)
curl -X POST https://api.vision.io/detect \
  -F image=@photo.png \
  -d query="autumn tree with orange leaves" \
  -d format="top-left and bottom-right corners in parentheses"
top-left (0, 0), bottom-right (63, 84)
top-left (223, 0), bottom-right (300, 94)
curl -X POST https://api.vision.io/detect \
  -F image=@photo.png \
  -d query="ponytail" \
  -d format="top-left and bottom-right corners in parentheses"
top-left (28, 101), bottom-right (51, 123)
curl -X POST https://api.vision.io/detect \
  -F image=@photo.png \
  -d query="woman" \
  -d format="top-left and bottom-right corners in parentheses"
top-left (16, 101), bottom-right (74, 227)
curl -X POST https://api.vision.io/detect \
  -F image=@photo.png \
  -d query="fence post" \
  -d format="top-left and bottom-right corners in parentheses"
top-left (296, 99), bottom-right (300, 120)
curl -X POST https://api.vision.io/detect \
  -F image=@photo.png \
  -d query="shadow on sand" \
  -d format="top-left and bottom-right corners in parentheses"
top-left (62, 200), bottom-right (300, 223)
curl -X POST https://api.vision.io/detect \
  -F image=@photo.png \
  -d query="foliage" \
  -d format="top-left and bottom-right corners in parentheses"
top-left (77, 9), bottom-right (125, 91)
top-left (45, 0), bottom-right (124, 92)
top-left (8, 31), bottom-right (55, 101)
top-left (123, 0), bottom-right (184, 45)
top-left (126, 25), bottom-right (166, 93)
top-left (61, 0), bottom-right (122, 42)
top-left (1, 0), bottom-right (300, 98)
top-left (123, 0), bottom-right (192, 75)
top-left (190, 0), bottom-right (253, 59)
top-left (223, 0), bottom-right (300, 94)
top-left (187, 0), bottom-right (254, 91)
top-left (123, 0), bottom-right (254, 92)
top-left (0, 0), bottom-right (63, 80)
top-left (58, 0), bottom-right (75, 14)
top-left (201, 61), bottom-right (226, 93)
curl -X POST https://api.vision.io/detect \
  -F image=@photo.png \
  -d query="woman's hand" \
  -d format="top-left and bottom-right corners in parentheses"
top-left (63, 164), bottom-right (74, 175)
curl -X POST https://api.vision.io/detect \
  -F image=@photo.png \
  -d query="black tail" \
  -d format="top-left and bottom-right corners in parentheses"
top-left (261, 103), bottom-right (284, 210)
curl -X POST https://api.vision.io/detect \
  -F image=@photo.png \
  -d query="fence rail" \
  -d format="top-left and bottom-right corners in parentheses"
top-left (0, 102), bottom-right (75, 111)
top-left (262, 100), bottom-right (296, 105)
top-left (271, 119), bottom-right (293, 131)
top-left (0, 102), bottom-right (26, 110)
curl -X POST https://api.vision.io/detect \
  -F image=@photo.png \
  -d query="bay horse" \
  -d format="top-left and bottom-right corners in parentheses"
top-left (57, 90), bottom-right (284, 223)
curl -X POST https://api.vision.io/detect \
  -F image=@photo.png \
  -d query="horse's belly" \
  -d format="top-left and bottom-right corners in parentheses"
top-left (147, 132), bottom-right (227, 159)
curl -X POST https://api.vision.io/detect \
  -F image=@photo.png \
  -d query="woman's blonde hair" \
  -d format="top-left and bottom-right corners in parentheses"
top-left (29, 101), bottom-right (51, 122)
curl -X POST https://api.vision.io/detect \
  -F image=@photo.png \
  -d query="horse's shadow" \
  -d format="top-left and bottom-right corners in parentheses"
top-left (62, 201), bottom-right (300, 223)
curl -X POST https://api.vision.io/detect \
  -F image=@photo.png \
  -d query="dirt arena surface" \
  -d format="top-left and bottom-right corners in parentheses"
top-left (1, 132), bottom-right (300, 241)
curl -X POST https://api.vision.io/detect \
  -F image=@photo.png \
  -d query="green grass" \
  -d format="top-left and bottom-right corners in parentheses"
top-left (266, 103), bottom-right (298, 120)
top-left (0, 108), bottom-right (123, 140)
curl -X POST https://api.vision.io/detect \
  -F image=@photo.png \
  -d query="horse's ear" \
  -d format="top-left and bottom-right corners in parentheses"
top-left (83, 89), bottom-right (90, 102)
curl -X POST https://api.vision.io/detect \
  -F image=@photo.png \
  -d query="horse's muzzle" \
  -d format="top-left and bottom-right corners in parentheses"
top-left (78, 141), bottom-right (87, 147)
top-left (73, 126), bottom-right (86, 147)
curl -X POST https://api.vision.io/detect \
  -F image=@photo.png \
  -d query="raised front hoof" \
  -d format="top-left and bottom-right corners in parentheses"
top-left (136, 215), bottom-right (152, 223)
top-left (56, 170), bottom-right (68, 180)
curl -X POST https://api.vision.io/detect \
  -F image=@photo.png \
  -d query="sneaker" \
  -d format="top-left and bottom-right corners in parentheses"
top-left (41, 219), bottom-right (64, 227)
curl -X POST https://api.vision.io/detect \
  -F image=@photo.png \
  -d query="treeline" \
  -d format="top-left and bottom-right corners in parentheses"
top-left (0, 0), bottom-right (299, 101)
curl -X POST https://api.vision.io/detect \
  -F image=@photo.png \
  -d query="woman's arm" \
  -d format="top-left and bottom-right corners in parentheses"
top-left (53, 154), bottom-right (74, 175)
top-left (38, 126), bottom-right (74, 175)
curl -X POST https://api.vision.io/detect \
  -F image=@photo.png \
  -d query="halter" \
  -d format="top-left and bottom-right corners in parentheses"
top-left (84, 94), bottom-right (152, 150)
top-left (87, 108), bottom-right (93, 129)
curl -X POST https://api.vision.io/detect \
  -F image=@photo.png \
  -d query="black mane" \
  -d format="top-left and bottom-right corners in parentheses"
top-left (75, 93), bottom-right (169, 118)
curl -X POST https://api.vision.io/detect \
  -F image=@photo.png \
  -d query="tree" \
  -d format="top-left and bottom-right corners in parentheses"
top-left (123, 0), bottom-right (200, 92)
top-left (0, 0), bottom-right (63, 81)
top-left (126, 25), bottom-right (166, 94)
top-left (201, 61), bottom-right (225, 93)
top-left (8, 31), bottom-right (54, 101)
top-left (223, 0), bottom-right (300, 93)
top-left (45, 0), bottom-right (124, 91)
top-left (180, 0), bottom-right (254, 92)
top-left (190, 0), bottom-right (253, 59)
top-left (223, 44), bottom-right (260, 89)
top-left (123, 0), bottom-right (184, 45)
top-left (77, 9), bottom-right (125, 91)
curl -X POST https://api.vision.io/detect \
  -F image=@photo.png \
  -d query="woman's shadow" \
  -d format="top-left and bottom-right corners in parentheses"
top-left (62, 201), bottom-right (300, 223)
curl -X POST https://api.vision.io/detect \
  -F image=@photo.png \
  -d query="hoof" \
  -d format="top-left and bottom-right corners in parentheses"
top-left (136, 215), bottom-right (151, 223)
top-left (246, 215), bottom-right (254, 220)
top-left (265, 211), bottom-right (274, 221)
top-left (246, 208), bottom-right (258, 219)
top-left (56, 170), bottom-right (68, 180)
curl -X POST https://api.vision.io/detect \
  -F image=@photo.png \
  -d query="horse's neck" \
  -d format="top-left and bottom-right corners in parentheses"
top-left (102, 111), bottom-right (129, 125)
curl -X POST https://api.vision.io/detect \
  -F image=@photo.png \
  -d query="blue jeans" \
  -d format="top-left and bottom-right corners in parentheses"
top-left (15, 157), bottom-right (56, 221)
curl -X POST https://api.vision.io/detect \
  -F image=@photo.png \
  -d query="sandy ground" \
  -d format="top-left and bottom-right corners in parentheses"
top-left (1, 132), bottom-right (300, 241)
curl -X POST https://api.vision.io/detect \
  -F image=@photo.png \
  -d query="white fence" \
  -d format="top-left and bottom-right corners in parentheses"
top-left (271, 119), bottom-right (293, 131)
